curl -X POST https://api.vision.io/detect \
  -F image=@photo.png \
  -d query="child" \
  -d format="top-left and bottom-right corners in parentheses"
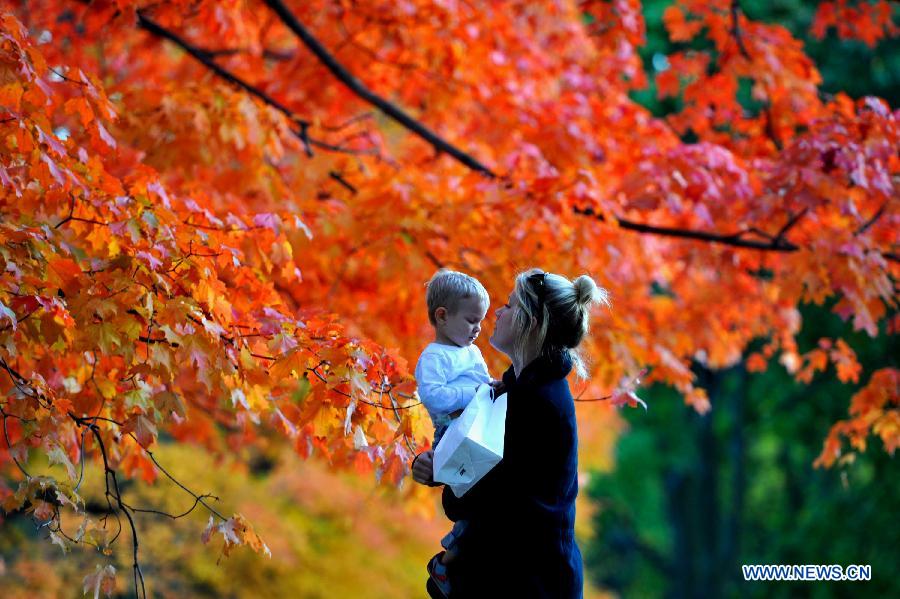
top-left (415, 269), bottom-right (491, 597)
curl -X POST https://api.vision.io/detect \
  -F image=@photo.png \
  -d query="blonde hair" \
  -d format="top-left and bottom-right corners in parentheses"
top-left (510, 269), bottom-right (610, 378)
top-left (425, 269), bottom-right (490, 325)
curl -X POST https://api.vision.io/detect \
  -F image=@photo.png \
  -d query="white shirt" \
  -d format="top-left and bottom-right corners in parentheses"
top-left (415, 342), bottom-right (491, 426)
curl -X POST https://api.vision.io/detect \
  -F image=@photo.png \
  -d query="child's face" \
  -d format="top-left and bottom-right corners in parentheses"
top-left (435, 296), bottom-right (489, 347)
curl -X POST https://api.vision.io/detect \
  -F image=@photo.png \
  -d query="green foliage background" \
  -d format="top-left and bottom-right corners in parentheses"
top-left (585, 5), bottom-right (899, 596)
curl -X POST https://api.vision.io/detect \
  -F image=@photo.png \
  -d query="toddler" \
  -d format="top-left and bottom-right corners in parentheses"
top-left (415, 269), bottom-right (492, 595)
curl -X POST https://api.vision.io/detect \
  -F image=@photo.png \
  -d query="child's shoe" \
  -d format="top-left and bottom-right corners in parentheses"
top-left (426, 551), bottom-right (451, 598)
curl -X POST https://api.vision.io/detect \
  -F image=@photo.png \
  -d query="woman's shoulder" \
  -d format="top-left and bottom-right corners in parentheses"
top-left (536, 378), bottom-right (575, 415)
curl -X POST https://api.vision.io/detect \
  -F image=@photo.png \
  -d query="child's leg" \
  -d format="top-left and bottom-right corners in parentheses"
top-left (439, 520), bottom-right (468, 564)
top-left (427, 551), bottom-right (452, 598)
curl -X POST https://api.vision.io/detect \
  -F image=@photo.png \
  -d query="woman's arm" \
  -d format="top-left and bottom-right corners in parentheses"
top-left (441, 454), bottom-right (511, 521)
top-left (441, 391), bottom-right (562, 522)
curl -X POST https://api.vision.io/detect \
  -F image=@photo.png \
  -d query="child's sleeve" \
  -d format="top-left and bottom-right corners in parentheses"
top-left (471, 344), bottom-right (492, 381)
top-left (416, 352), bottom-right (479, 415)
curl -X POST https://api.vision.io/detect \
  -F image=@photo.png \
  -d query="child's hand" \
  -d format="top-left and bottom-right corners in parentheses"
top-left (411, 449), bottom-right (439, 486)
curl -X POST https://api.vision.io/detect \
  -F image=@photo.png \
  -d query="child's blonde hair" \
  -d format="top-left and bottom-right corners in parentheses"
top-left (425, 269), bottom-right (490, 325)
top-left (510, 269), bottom-right (610, 378)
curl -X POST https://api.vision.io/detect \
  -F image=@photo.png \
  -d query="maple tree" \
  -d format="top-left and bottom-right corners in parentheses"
top-left (0, 0), bottom-right (897, 595)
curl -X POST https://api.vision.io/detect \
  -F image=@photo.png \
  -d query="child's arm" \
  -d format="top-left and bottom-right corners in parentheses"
top-left (416, 353), bottom-right (478, 415)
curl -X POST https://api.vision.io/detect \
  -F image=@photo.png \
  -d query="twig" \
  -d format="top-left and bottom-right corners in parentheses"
top-left (329, 171), bottom-right (357, 194)
top-left (772, 207), bottom-right (808, 244)
top-left (1, 408), bottom-right (31, 478)
top-left (855, 201), bottom-right (889, 235)
top-left (122, 493), bottom-right (220, 520)
top-left (730, 1), bottom-right (751, 59)
top-left (135, 440), bottom-right (227, 521)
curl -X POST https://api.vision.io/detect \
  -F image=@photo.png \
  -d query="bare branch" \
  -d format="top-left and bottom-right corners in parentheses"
top-left (573, 206), bottom-right (799, 252)
top-left (72, 418), bottom-right (147, 599)
top-left (134, 439), bottom-right (227, 522)
top-left (122, 493), bottom-right (220, 520)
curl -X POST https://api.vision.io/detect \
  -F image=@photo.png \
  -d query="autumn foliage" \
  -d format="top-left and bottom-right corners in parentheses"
top-left (0, 0), bottom-right (897, 594)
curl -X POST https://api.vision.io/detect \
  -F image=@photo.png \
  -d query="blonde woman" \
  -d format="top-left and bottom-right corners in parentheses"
top-left (413, 269), bottom-right (610, 599)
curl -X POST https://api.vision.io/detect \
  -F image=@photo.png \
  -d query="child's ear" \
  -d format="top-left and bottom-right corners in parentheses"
top-left (434, 307), bottom-right (448, 323)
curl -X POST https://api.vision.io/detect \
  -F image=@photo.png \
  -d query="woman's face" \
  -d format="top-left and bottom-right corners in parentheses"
top-left (489, 292), bottom-right (517, 356)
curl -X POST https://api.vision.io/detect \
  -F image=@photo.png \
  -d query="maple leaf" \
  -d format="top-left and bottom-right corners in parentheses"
top-left (82, 564), bottom-right (116, 599)
top-left (123, 414), bottom-right (158, 448)
top-left (31, 499), bottom-right (55, 521)
top-left (200, 515), bottom-right (216, 545)
top-left (0, 300), bottom-right (17, 330)
top-left (608, 369), bottom-right (649, 410)
top-left (49, 530), bottom-right (70, 554)
top-left (47, 445), bottom-right (78, 481)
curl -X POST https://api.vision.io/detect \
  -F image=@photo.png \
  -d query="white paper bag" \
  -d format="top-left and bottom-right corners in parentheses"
top-left (433, 385), bottom-right (508, 497)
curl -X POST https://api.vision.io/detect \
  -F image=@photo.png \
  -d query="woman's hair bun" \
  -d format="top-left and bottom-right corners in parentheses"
top-left (573, 275), bottom-right (598, 306)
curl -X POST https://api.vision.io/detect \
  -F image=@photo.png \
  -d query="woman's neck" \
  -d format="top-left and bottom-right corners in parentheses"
top-left (512, 354), bottom-right (537, 378)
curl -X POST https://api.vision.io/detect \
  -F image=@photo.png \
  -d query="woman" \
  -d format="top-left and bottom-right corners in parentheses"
top-left (412, 268), bottom-right (610, 598)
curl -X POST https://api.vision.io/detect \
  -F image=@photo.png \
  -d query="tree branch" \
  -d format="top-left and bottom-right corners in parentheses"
top-left (855, 201), bottom-right (889, 235)
top-left (137, 13), bottom-right (319, 155)
top-left (72, 417), bottom-right (147, 599)
top-left (730, 0), bottom-right (751, 60)
top-left (573, 206), bottom-right (799, 252)
top-left (730, 1), bottom-right (783, 150)
top-left (262, 0), bottom-right (498, 177)
top-left (329, 170), bottom-right (357, 194)
top-left (122, 492), bottom-right (220, 520)
top-left (138, 5), bottom-right (893, 265)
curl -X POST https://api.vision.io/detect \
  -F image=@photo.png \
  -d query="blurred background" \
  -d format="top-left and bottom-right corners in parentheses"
top-left (584, 2), bottom-right (900, 598)
top-left (1, 1), bottom-right (897, 597)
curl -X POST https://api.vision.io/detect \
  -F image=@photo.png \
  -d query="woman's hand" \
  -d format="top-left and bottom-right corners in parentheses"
top-left (412, 449), bottom-right (438, 486)
top-left (489, 378), bottom-right (506, 395)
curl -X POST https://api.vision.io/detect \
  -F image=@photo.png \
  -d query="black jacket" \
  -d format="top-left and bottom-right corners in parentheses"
top-left (440, 351), bottom-right (583, 598)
